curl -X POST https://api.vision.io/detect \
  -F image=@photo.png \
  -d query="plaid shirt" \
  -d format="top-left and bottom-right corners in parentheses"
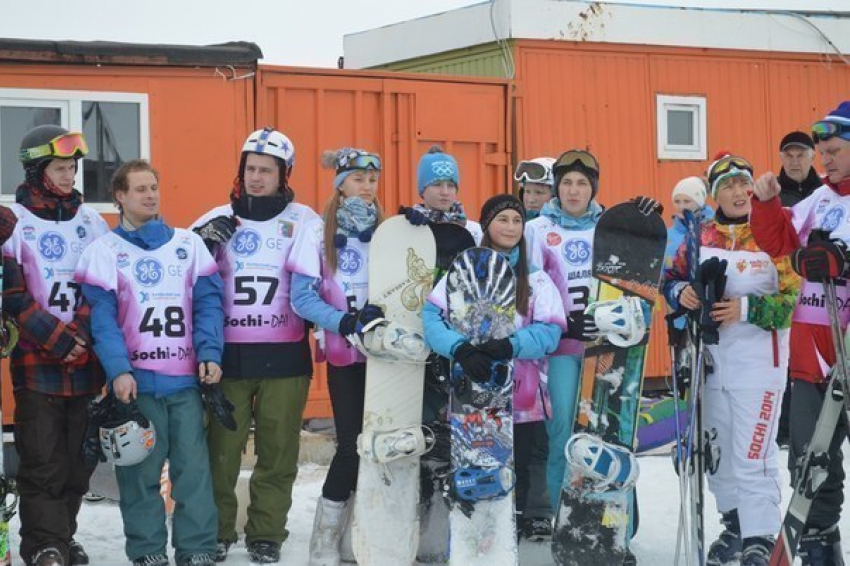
top-left (2, 184), bottom-right (104, 396)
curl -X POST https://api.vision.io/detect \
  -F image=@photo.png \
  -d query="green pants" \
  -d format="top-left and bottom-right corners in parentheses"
top-left (207, 376), bottom-right (310, 545)
top-left (115, 388), bottom-right (217, 563)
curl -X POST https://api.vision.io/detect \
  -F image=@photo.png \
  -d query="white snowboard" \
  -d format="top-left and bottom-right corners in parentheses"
top-left (351, 216), bottom-right (436, 565)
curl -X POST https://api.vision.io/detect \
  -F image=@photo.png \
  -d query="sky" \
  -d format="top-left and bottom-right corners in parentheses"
top-left (0, 0), bottom-right (846, 68)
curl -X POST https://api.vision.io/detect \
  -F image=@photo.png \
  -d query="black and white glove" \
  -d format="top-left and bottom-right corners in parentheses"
top-left (338, 303), bottom-right (385, 337)
top-left (399, 206), bottom-right (430, 226)
top-left (564, 311), bottom-right (599, 342)
top-left (454, 342), bottom-right (495, 384)
top-left (632, 196), bottom-right (664, 216)
top-left (478, 338), bottom-right (513, 361)
top-left (194, 215), bottom-right (238, 253)
top-left (201, 382), bottom-right (237, 431)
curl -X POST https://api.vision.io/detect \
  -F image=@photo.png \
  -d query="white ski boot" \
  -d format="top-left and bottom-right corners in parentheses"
top-left (565, 433), bottom-right (640, 491)
top-left (357, 426), bottom-right (435, 464)
top-left (309, 497), bottom-right (350, 566)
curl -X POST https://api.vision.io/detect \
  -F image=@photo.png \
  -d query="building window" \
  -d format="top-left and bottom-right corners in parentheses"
top-left (656, 94), bottom-right (707, 160)
top-left (0, 89), bottom-right (149, 212)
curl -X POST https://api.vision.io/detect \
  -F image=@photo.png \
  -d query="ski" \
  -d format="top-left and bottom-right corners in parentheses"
top-left (770, 279), bottom-right (850, 566)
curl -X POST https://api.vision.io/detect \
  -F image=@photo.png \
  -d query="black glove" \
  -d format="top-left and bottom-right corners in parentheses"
top-left (565, 311), bottom-right (598, 341)
top-left (453, 342), bottom-right (495, 384)
top-left (194, 215), bottom-right (238, 253)
top-left (201, 382), bottom-right (237, 431)
top-left (478, 338), bottom-right (513, 361)
top-left (82, 395), bottom-right (113, 467)
top-left (338, 303), bottom-right (385, 337)
top-left (791, 240), bottom-right (848, 282)
top-left (399, 206), bottom-right (430, 226)
top-left (691, 256), bottom-right (728, 345)
top-left (632, 196), bottom-right (664, 216)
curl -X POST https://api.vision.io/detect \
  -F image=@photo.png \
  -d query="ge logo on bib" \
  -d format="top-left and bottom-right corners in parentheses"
top-left (38, 232), bottom-right (67, 262)
top-left (338, 246), bottom-right (363, 275)
top-left (822, 206), bottom-right (846, 232)
top-left (231, 229), bottom-right (262, 257)
top-left (563, 239), bottom-right (591, 266)
top-left (134, 258), bottom-right (164, 287)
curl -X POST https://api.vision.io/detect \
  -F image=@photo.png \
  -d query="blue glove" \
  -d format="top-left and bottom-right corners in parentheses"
top-left (399, 206), bottom-right (430, 226)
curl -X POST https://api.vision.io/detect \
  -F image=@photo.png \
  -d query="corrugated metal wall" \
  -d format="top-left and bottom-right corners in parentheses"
top-left (513, 40), bottom-right (850, 378)
top-left (256, 66), bottom-right (511, 416)
top-left (0, 64), bottom-right (254, 423)
top-left (373, 43), bottom-right (510, 79)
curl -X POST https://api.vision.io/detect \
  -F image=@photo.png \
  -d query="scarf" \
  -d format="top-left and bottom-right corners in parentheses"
top-left (15, 182), bottom-right (82, 222)
top-left (540, 198), bottom-right (604, 230)
top-left (413, 202), bottom-right (468, 225)
top-left (335, 196), bottom-right (377, 239)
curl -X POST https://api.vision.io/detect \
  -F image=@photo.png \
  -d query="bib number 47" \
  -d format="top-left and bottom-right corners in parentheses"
top-left (48, 281), bottom-right (82, 312)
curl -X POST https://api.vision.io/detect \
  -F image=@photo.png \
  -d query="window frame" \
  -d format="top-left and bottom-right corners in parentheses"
top-left (656, 94), bottom-right (707, 161)
top-left (0, 88), bottom-right (150, 214)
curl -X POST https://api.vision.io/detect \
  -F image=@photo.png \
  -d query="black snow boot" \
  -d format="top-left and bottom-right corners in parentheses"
top-left (33, 547), bottom-right (64, 566)
top-left (800, 525), bottom-right (845, 566)
top-left (132, 553), bottom-right (169, 566)
top-left (522, 516), bottom-right (553, 542)
top-left (178, 553), bottom-right (215, 566)
top-left (69, 540), bottom-right (89, 565)
top-left (622, 548), bottom-right (638, 565)
top-left (707, 509), bottom-right (743, 565)
top-left (741, 536), bottom-right (775, 566)
top-left (247, 540), bottom-right (281, 564)
top-left (215, 539), bottom-right (233, 562)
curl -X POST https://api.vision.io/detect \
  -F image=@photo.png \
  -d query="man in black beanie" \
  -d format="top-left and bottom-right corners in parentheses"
top-left (777, 131), bottom-right (821, 207)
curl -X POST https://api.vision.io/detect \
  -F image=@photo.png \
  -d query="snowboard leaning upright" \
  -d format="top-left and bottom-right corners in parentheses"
top-left (445, 247), bottom-right (518, 565)
top-left (553, 202), bottom-right (667, 566)
top-left (417, 222), bottom-right (476, 564)
top-left (351, 216), bottom-right (436, 566)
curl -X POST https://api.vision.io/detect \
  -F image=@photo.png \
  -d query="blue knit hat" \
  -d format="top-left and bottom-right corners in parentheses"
top-left (417, 149), bottom-right (460, 196)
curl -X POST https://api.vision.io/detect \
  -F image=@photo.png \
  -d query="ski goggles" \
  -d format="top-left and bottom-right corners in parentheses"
top-left (337, 150), bottom-right (382, 173)
top-left (707, 156), bottom-right (753, 186)
top-left (514, 160), bottom-right (553, 184)
top-left (553, 149), bottom-right (599, 176)
top-left (812, 120), bottom-right (850, 143)
top-left (19, 132), bottom-right (88, 162)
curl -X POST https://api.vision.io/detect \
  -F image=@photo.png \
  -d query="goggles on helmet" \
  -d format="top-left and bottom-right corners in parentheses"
top-left (514, 160), bottom-right (553, 185)
top-left (19, 132), bottom-right (88, 162)
top-left (812, 120), bottom-right (850, 143)
top-left (553, 149), bottom-right (600, 176)
top-left (337, 150), bottom-right (381, 174)
top-left (707, 156), bottom-right (753, 187)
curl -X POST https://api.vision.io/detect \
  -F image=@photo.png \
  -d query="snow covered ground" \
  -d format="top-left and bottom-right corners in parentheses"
top-left (10, 449), bottom-right (850, 565)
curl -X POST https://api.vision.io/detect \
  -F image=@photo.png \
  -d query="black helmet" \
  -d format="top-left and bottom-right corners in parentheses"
top-left (19, 125), bottom-right (88, 188)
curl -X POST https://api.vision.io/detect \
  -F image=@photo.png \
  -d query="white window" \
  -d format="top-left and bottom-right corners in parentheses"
top-left (0, 88), bottom-right (150, 213)
top-left (656, 94), bottom-right (707, 161)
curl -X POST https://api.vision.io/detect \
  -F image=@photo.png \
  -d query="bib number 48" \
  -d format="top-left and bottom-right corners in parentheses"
top-left (140, 306), bottom-right (186, 338)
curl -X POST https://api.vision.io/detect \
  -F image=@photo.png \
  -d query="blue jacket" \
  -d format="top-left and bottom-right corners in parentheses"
top-left (82, 219), bottom-right (224, 398)
top-left (291, 273), bottom-right (344, 333)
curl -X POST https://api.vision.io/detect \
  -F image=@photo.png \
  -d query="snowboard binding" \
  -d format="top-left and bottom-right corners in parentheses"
top-left (349, 318), bottom-right (431, 363)
top-left (565, 433), bottom-right (640, 492)
top-left (585, 296), bottom-right (649, 348)
top-left (447, 465), bottom-right (516, 517)
top-left (357, 425), bottom-right (436, 466)
top-left (0, 476), bottom-right (17, 523)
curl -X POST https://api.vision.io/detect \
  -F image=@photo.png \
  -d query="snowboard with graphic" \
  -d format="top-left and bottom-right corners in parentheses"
top-left (350, 216), bottom-right (436, 566)
top-left (445, 247), bottom-right (517, 565)
top-left (417, 223), bottom-right (475, 564)
top-left (0, 256), bottom-right (18, 566)
top-left (553, 202), bottom-right (666, 566)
